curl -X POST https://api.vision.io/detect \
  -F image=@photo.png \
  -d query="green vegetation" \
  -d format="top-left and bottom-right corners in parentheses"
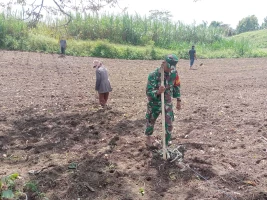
top-left (0, 12), bottom-right (267, 59)
top-left (0, 173), bottom-right (47, 200)
top-left (24, 181), bottom-right (48, 199)
top-left (0, 173), bottom-right (19, 199)
top-left (232, 29), bottom-right (267, 48)
top-left (236, 15), bottom-right (259, 34)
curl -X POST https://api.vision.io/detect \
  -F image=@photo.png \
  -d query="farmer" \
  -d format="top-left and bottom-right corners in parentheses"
top-left (145, 54), bottom-right (181, 147)
top-left (188, 45), bottom-right (197, 69)
top-left (59, 38), bottom-right (67, 56)
top-left (93, 60), bottom-right (112, 108)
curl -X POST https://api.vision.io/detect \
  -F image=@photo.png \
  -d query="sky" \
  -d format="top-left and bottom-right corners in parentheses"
top-left (106, 0), bottom-right (266, 28)
top-left (0, 0), bottom-right (266, 28)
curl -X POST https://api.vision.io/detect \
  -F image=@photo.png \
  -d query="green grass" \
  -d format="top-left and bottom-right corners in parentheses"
top-left (231, 29), bottom-right (267, 48)
top-left (1, 11), bottom-right (267, 59)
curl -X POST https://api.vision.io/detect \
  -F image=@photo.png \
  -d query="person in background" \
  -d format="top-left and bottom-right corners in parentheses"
top-left (59, 38), bottom-right (67, 56)
top-left (145, 54), bottom-right (181, 148)
top-left (93, 60), bottom-right (112, 108)
top-left (188, 45), bottom-right (197, 69)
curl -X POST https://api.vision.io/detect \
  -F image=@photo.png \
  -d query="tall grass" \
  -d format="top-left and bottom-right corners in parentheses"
top-left (0, 13), bottom-right (28, 50)
top-left (1, 11), bottom-right (267, 59)
top-left (60, 13), bottom-right (226, 48)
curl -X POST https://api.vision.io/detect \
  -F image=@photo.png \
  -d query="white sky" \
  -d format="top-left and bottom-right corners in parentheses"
top-left (107, 0), bottom-right (266, 28)
top-left (0, 0), bottom-right (266, 28)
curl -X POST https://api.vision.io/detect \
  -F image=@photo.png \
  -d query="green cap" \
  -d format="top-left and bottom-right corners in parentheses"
top-left (165, 54), bottom-right (178, 68)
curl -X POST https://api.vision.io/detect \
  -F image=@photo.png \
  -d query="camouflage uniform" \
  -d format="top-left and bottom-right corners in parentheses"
top-left (145, 56), bottom-right (180, 145)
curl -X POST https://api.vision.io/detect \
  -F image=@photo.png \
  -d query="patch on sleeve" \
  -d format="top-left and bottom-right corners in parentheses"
top-left (174, 74), bottom-right (180, 86)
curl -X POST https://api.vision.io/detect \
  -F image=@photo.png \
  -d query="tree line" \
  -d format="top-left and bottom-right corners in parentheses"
top-left (0, 1), bottom-right (265, 36)
top-left (209, 15), bottom-right (267, 36)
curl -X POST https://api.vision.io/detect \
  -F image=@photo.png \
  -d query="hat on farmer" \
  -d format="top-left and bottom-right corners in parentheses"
top-left (165, 54), bottom-right (179, 68)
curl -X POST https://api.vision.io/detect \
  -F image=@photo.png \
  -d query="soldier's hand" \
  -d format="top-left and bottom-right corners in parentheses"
top-left (157, 86), bottom-right (165, 94)
top-left (176, 102), bottom-right (181, 110)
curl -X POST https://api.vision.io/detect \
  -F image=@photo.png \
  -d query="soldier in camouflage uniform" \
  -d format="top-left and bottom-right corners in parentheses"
top-left (145, 54), bottom-right (181, 147)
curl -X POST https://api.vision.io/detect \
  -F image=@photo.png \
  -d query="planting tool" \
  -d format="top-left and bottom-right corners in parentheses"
top-left (161, 66), bottom-right (168, 160)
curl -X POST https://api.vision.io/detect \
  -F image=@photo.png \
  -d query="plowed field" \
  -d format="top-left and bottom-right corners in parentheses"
top-left (0, 50), bottom-right (267, 200)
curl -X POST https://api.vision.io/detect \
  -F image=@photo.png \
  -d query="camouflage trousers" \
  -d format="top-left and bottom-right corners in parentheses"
top-left (145, 101), bottom-right (174, 145)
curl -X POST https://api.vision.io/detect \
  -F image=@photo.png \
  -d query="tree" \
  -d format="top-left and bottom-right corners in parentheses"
top-left (220, 24), bottom-right (235, 36)
top-left (148, 10), bottom-right (172, 22)
top-left (261, 17), bottom-right (267, 29)
top-left (209, 21), bottom-right (235, 36)
top-left (236, 15), bottom-right (259, 34)
top-left (0, 0), bottom-right (121, 27)
top-left (209, 21), bottom-right (223, 28)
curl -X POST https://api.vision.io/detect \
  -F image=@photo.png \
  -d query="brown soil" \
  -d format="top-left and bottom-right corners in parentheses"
top-left (0, 50), bottom-right (267, 200)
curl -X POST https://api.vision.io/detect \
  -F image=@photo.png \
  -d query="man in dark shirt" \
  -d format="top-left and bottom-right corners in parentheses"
top-left (188, 45), bottom-right (197, 69)
top-left (59, 38), bottom-right (67, 56)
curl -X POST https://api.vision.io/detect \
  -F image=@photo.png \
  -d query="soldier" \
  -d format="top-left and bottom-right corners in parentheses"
top-left (145, 54), bottom-right (181, 148)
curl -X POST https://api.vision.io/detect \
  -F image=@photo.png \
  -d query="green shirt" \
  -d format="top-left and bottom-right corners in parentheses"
top-left (146, 67), bottom-right (180, 104)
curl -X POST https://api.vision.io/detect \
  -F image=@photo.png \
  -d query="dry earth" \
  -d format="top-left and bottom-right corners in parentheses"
top-left (0, 50), bottom-right (267, 200)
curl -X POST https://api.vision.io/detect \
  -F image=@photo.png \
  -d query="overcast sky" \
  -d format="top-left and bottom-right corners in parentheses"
top-left (0, 0), bottom-right (266, 28)
top-left (107, 0), bottom-right (266, 28)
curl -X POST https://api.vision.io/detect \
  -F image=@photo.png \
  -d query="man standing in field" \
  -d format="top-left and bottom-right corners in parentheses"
top-left (59, 38), bottom-right (67, 56)
top-left (189, 45), bottom-right (197, 69)
top-left (145, 54), bottom-right (181, 148)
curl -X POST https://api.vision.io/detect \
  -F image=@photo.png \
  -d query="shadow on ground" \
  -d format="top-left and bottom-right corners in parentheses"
top-left (1, 105), bottom-right (266, 199)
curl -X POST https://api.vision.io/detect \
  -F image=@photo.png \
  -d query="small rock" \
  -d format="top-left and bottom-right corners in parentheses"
top-left (89, 125), bottom-right (95, 129)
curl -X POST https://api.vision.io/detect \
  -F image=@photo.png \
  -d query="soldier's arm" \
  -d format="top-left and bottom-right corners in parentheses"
top-left (173, 72), bottom-right (180, 99)
top-left (146, 73), bottom-right (161, 101)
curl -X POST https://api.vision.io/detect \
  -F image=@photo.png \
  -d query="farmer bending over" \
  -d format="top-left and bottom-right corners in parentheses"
top-left (145, 54), bottom-right (181, 147)
top-left (93, 60), bottom-right (112, 108)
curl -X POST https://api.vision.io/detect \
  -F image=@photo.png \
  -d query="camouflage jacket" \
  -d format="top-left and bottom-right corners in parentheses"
top-left (146, 67), bottom-right (180, 104)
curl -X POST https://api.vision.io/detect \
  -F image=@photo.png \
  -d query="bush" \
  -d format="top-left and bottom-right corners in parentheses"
top-left (233, 38), bottom-right (252, 57)
top-left (0, 173), bottom-right (19, 199)
top-left (91, 40), bottom-right (119, 58)
top-left (25, 34), bottom-right (58, 53)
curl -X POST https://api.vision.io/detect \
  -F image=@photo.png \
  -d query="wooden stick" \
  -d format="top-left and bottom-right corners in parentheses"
top-left (161, 66), bottom-right (167, 160)
top-left (261, 136), bottom-right (267, 143)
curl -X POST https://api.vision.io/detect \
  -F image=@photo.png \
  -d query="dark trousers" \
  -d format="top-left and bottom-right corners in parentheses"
top-left (99, 92), bottom-right (109, 106)
top-left (61, 47), bottom-right (65, 54)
